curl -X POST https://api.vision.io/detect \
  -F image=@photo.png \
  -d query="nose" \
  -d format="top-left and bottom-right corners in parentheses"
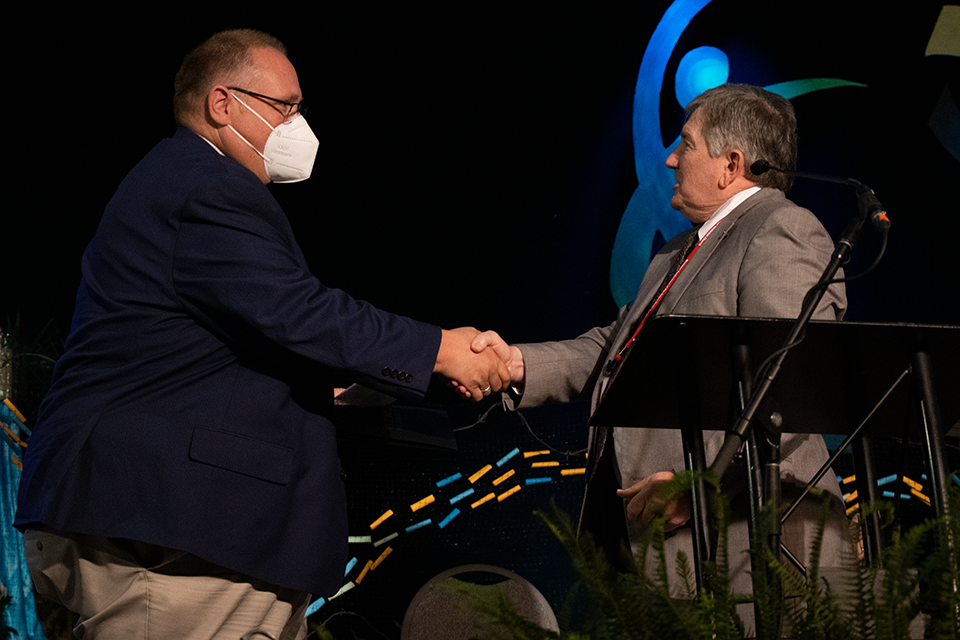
top-left (665, 151), bottom-right (679, 169)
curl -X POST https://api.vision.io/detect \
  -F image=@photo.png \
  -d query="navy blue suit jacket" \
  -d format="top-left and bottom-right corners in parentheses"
top-left (16, 127), bottom-right (442, 596)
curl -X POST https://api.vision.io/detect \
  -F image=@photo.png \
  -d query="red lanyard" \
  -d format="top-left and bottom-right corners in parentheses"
top-left (612, 223), bottom-right (719, 367)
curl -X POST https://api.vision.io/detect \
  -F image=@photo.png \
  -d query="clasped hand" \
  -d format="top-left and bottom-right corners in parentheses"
top-left (442, 329), bottom-right (525, 400)
top-left (435, 327), bottom-right (514, 401)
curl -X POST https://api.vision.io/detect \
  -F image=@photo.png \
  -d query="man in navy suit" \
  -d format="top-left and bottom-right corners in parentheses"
top-left (16, 29), bottom-right (508, 639)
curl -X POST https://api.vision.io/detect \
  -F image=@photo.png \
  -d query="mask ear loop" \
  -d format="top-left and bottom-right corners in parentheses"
top-left (231, 93), bottom-right (280, 130)
top-left (226, 92), bottom-right (276, 163)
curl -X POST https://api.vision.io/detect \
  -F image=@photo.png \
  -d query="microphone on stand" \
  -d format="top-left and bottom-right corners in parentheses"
top-left (750, 160), bottom-right (890, 231)
top-left (712, 160), bottom-right (892, 483)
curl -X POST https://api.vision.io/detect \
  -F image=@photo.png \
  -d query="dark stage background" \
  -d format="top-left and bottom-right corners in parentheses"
top-left (6, 2), bottom-right (958, 637)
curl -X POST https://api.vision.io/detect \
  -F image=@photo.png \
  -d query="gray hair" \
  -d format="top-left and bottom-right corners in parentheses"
top-left (685, 84), bottom-right (798, 192)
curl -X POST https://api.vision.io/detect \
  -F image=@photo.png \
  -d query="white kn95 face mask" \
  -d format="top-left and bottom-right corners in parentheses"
top-left (228, 92), bottom-right (319, 183)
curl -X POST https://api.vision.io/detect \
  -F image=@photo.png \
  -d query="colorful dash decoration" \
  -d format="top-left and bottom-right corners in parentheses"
top-left (371, 547), bottom-right (393, 570)
top-left (328, 582), bottom-right (355, 600)
top-left (496, 448), bottom-right (520, 467)
top-left (438, 508), bottom-right (460, 529)
top-left (305, 597), bottom-right (325, 616)
top-left (410, 494), bottom-right (435, 512)
top-left (449, 488), bottom-right (475, 505)
top-left (497, 485), bottom-right (521, 502)
top-left (469, 464), bottom-right (492, 483)
top-left (369, 510), bottom-right (394, 530)
top-left (373, 532), bottom-right (398, 548)
top-left (437, 472), bottom-right (462, 487)
top-left (471, 493), bottom-right (496, 509)
top-left (405, 519), bottom-right (432, 533)
top-left (525, 477), bottom-right (552, 485)
top-left (344, 557), bottom-right (357, 577)
top-left (355, 560), bottom-right (373, 584)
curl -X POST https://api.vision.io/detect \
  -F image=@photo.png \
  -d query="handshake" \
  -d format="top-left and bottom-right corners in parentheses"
top-left (434, 327), bottom-right (525, 401)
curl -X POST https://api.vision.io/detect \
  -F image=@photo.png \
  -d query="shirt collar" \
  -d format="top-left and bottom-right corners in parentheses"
top-left (195, 133), bottom-right (225, 157)
top-left (698, 186), bottom-right (762, 240)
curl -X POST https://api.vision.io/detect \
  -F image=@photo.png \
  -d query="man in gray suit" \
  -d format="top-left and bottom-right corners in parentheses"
top-left (464, 84), bottom-right (851, 618)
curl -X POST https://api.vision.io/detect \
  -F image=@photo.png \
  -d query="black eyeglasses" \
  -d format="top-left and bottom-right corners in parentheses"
top-left (227, 87), bottom-right (308, 118)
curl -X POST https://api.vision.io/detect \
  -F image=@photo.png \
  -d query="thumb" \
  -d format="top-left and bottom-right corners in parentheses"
top-left (616, 481), bottom-right (644, 499)
top-left (470, 330), bottom-right (501, 354)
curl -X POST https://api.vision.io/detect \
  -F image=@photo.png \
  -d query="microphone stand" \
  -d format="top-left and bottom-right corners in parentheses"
top-left (709, 167), bottom-right (888, 576)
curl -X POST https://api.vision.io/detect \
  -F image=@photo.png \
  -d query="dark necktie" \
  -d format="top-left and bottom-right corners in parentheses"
top-left (647, 229), bottom-right (700, 315)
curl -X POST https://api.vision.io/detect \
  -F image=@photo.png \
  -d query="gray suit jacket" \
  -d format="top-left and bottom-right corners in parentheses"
top-left (509, 188), bottom-right (851, 603)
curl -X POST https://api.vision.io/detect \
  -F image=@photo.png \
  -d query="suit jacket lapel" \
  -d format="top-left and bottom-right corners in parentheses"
top-left (608, 226), bottom-right (699, 354)
top-left (656, 194), bottom-right (762, 315)
top-left (594, 189), bottom-right (770, 407)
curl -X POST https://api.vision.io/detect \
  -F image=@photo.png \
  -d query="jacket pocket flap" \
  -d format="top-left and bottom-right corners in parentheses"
top-left (190, 428), bottom-right (293, 485)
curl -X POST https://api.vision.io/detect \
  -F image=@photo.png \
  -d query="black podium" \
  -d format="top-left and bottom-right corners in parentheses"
top-left (591, 314), bottom-right (959, 592)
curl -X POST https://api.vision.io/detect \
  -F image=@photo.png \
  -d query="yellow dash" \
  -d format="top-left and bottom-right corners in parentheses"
top-left (845, 503), bottom-right (859, 516)
top-left (10, 455), bottom-right (22, 471)
top-left (471, 493), bottom-right (496, 509)
top-left (469, 464), bottom-right (492, 483)
top-left (492, 469), bottom-right (515, 486)
top-left (2, 422), bottom-right (27, 447)
top-left (561, 468), bottom-right (586, 476)
top-left (841, 474), bottom-right (856, 485)
top-left (531, 461), bottom-right (559, 468)
top-left (497, 485), bottom-right (521, 502)
top-left (371, 546), bottom-right (393, 570)
top-left (410, 494), bottom-right (435, 512)
top-left (369, 510), bottom-right (394, 530)
top-left (523, 450), bottom-right (550, 458)
top-left (902, 476), bottom-right (923, 491)
top-left (3, 399), bottom-right (26, 423)
top-left (910, 488), bottom-right (931, 506)
top-left (844, 490), bottom-right (858, 503)
top-left (355, 560), bottom-right (374, 584)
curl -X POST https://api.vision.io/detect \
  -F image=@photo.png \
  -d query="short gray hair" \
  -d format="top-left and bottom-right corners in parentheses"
top-left (685, 84), bottom-right (798, 192)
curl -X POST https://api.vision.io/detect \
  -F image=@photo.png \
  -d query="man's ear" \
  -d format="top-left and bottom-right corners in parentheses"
top-left (720, 148), bottom-right (746, 188)
top-left (207, 85), bottom-right (233, 126)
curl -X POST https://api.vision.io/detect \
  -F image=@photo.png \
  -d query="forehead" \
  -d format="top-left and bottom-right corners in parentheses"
top-left (248, 47), bottom-right (302, 102)
top-left (680, 111), bottom-right (704, 142)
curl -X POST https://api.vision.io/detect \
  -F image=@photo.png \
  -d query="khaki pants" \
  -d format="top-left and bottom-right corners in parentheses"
top-left (24, 530), bottom-right (310, 640)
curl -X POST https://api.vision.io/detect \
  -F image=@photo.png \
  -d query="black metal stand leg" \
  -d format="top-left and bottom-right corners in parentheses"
top-left (681, 419), bottom-right (712, 593)
top-left (911, 342), bottom-right (958, 631)
top-left (731, 336), bottom-right (776, 637)
top-left (752, 428), bottom-right (783, 640)
top-left (852, 433), bottom-right (883, 564)
top-left (912, 349), bottom-right (950, 519)
top-left (762, 437), bottom-right (782, 567)
top-left (679, 329), bottom-right (713, 593)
